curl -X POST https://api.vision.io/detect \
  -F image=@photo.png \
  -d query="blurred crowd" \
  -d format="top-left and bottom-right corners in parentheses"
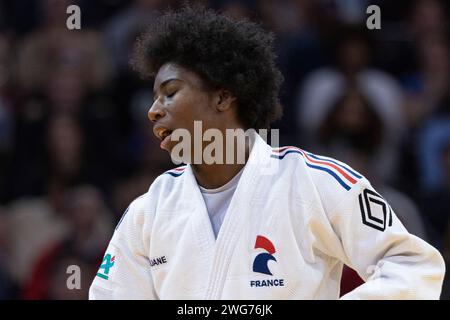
top-left (0, 0), bottom-right (449, 299)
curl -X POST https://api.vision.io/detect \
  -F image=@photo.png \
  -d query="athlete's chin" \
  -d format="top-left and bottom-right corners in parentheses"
top-left (160, 134), bottom-right (173, 151)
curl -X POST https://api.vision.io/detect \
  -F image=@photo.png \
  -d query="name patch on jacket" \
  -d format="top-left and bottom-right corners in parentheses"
top-left (149, 256), bottom-right (167, 267)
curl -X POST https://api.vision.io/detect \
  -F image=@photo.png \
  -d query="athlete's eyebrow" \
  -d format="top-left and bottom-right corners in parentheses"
top-left (153, 78), bottom-right (180, 96)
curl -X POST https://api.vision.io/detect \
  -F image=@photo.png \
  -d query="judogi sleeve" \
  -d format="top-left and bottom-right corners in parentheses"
top-left (89, 194), bottom-right (157, 299)
top-left (318, 178), bottom-right (445, 299)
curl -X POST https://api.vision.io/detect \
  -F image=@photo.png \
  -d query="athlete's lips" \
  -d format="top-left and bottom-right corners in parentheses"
top-left (153, 125), bottom-right (173, 141)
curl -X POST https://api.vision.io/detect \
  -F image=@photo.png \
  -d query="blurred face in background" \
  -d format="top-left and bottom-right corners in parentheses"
top-left (64, 186), bottom-right (103, 232)
top-left (419, 36), bottom-right (450, 74)
top-left (338, 36), bottom-right (370, 75)
top-left (319, 88), bottom-right (383, 154)
top-left (40, 0), bottom-right (72, 29)
top-left (334, 90), bottom-right (371, 132)
top-left (411, 0), bottom-right (447, 36)
top-left (46, 67), bottom-right (86, 114)
top-left (47, 115), bottom-right (83, 176)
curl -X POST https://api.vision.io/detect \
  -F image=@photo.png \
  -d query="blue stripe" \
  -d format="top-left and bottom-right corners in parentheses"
top-left (270, 150), bottom-right (302, 159)
top-left (305, 163), bottom-right (351, 190)
top-left (165, 171), bottom-right (184, 177)
top-left (271, 149), bottom-right (351, 190)
top-left (306, 153), bottom-right (362, 179)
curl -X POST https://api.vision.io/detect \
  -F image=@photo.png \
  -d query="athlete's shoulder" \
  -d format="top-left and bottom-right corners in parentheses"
top-left (153, 165), bottom-right (187, 184)
top-left (113, 192), bottom-right (150, 233)
top-left (145, 164), bottom-right (185, 190)
top-left (161, 165), bottom-right (187, 178)
top-left (272, 146), bottom-right (371, 215)
top-left (271, 146), bottom-right (367, 192)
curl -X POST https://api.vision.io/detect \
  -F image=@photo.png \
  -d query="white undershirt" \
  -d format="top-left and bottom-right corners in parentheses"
top-left (199, 168), bottom-right (244, 238)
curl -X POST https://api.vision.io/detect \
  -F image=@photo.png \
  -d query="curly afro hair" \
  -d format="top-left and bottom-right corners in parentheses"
top-left (130, 4), bottom-right (283, 130)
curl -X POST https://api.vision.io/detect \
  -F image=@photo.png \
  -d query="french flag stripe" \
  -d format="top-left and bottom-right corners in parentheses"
top-left (166, 171), bottom-right (184, 177)
top-left (270, 150), bottom-right (302, 159)
top-left (271, 147), bottom-right (360, 190)
top-left (305, 163), bottom-right (351, 190)
top-left (273, 147), bottom-right (361, 183)
top-left (305, 153), bottom-right (363, 179)
top-left (165, 166), bottom-right (186, 177)
top-left (273, 146), bottom-right (300, 153)
top-left (301, 151), bottom-right (357, 184)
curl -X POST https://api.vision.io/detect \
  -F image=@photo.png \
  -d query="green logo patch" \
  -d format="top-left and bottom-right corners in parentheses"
top-left (96, 253), bottom-right (115, 280)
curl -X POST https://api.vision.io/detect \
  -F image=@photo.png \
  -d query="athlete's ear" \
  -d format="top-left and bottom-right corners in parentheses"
top-left (214, 90), bottom-right (237, 112)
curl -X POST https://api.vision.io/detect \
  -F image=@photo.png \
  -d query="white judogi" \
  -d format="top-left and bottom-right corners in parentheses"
top-left (89, 134), bottom-right (445, 300)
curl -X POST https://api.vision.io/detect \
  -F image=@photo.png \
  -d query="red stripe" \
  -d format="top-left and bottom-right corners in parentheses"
top-left (172, 167), bottom-right (186, 172)
top-left (301, 151), bottom-right (357, 184)
top-left (273, 147), bottom-right (357, 184)
top-left (272, 146), bottom-right (300, 153)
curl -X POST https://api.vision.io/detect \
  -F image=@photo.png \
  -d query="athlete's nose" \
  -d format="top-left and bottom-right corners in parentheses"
top-left (148, 100), bottom-right (166, 123)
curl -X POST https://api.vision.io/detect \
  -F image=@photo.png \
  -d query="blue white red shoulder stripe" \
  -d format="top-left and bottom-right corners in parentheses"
top-left (271, 146), bottom-right (362, 191)
top-left (164, 166), bottom-right (186, 177)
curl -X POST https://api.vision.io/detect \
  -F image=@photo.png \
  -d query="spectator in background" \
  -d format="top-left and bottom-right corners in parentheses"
top-left (307, 86), bottom-right (426, 239)
top-left (6, 193), bottom-right (69, 289)
top-left (316, 87), bottom-right (427, 297)
top-left (393, 0), bottom-right (449, 198)
top-left (44, 115), bottom-right (87, 201)
top-left (12, 113), bottom-right (87, 200)
top-left (17, 13), bottom-right (111, 94)
top-left (401, 35), bottom-right (450, 127)
top-left (417, 119), bottom-right (450, 245)
top-left (105, 0), bottom-right (169, 75)
top-left (381, 0), bottom-right (448, 82)
top-left (10, 0), bottom-right (117, 201)
top-left (7, 115), bottom-right (89, 287)
top-left (12, 64), bottom-right (119, 199)
top-left (23, 185), bottom-right (113, 299)
top-left (296, 26), bottom-right (405, 184)
top-left (395, 0), bottom-right (449, 122)
top-left (273, 0), bottom-right (327, 144)
top-left (409, 0), bottom-right (448, 43)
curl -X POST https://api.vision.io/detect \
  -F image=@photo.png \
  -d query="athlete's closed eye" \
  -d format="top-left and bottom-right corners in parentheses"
top-left (152, 89), bottom-right (178, 103)
top-left (166, 91), bottom-right (177, 98)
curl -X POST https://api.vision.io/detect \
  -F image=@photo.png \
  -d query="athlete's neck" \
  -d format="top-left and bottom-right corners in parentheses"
top-left (192, 162), bottom-right (246, 189)
top-left (192, 137), bottom-right (250, 189)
